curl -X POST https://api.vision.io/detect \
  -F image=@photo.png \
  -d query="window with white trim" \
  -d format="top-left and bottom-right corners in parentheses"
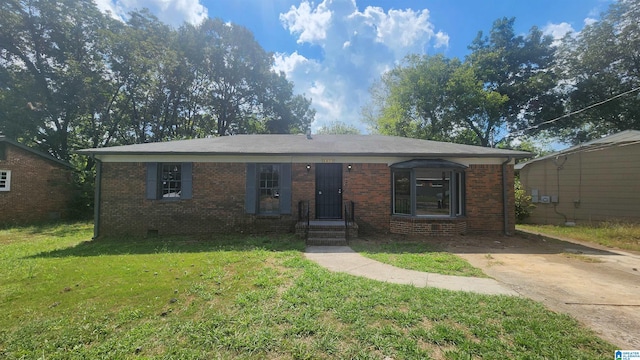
top-left (258, 164), bottom-right (280, 214)
top-left (0, 170), bottom-right (11, 191)
top-left (160, 163), bottom-right (182, 198)
top-left (245, 163), bottom-right (292, 215)
top-left (145, 163), bottom-right (193, 200)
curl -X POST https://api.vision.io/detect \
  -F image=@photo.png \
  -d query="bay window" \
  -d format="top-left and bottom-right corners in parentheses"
top-left (391, 160), bottom-right (466, 217)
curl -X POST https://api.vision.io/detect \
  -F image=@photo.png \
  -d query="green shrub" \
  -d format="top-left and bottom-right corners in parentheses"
top-left (515, 178), bottom-right (535, 223)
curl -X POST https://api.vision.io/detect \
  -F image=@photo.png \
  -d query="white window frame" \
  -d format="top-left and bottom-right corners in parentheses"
top-left (160, 163), bottom-right (182, 199)
top-left (0, 170), bottom-right (11, 191)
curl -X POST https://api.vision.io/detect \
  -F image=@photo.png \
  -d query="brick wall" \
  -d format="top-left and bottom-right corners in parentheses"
top-left (292, 163), bottom-right (316, 220)
top-left (342, 163), bottom-right (391, 234)
top-left (465, 164), bottom-right (515, 234)
top-left (99, 162), bottom-right (296, 237)
top-left (0, 144), bottom-right (73, 225)
top-left (390, 216), bottom-right (467, 236)
top-left (98, 161), bottom-right (514, 237)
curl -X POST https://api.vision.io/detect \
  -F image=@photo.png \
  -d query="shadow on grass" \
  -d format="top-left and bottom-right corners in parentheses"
top-left (352, 233), bottom-right (621, 256)
top-left (349, 239), bottom-right (443, 254)
top-left (29, 234), bottom-right (306, 258)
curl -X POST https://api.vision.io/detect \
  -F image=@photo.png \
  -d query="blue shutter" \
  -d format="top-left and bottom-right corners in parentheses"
top-left (181, 163), bottom-right (193, 199)
top-left (146, 163), bottom-right (158, 200)
top-left (245, 163), bottom-right (257, 214)
top-left (279, 163), bottom-right (292, 214)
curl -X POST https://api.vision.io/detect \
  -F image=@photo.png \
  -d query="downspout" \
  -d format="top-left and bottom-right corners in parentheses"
top-left (92, 156), bottom-right (102, 240)
top-left (502, 156), bottom-right (512, 235)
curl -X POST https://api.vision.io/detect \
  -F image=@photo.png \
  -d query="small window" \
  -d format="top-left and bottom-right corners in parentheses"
top-left (0, 170), bottom-right (11, 191)
top-left (245, 163), bottom-right (292, 215)
top-left (0, 143), bottom-right (6, 161)
top-left (258, 164), bottom-right (280, 214)
top-left (146, 163), bottom-right (192, 200)
top-left (161, 164), bottom-right (182, 198)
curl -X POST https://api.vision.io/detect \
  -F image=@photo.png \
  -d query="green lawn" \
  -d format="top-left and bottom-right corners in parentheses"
top-left (350, 239), bottom-right (487, 277)
top-left (518, 222), bottom-right (640, 252)
top-left (0, 222), bottom-right (615, 359)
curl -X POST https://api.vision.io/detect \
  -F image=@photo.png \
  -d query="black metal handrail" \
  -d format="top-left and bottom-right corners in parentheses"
top-left (298, 200), bottom-right (310, 234)
top-left (344, 201), bottom-right (354, 242)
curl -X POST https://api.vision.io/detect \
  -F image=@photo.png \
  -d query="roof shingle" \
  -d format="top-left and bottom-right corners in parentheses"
top-left (77, 134), bottom-right (530, 158)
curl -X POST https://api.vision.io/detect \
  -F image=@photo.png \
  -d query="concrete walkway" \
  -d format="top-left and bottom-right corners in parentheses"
top-left (305, 246), bottom-right (519, 296)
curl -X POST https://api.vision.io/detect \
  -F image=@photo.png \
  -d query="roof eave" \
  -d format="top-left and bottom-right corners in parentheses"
top-left (2, 137), bottom-right (74, 169)
top-left (77, 150), bottom-right (531, 158)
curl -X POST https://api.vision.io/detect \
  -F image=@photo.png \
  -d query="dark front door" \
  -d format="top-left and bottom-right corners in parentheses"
top-left (316, 163), bottom-right (342, 219)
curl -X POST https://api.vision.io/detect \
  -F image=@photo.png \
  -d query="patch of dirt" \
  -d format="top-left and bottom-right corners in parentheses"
top-left (407, 231), bottom-right (640, 349)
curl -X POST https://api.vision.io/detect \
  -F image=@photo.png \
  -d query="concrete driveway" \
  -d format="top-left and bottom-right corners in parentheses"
top-left (436, 231), bottom-right (640, 349)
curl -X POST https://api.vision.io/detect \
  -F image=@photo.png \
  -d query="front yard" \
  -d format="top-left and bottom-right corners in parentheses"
top-left (0, 222), bottom-right (614, 359)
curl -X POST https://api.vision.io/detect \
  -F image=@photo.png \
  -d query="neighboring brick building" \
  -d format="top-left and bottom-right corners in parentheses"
top-left (78, 134), bottom-right (528, 238)
top-left (0, 135), bottom-right (74, 225)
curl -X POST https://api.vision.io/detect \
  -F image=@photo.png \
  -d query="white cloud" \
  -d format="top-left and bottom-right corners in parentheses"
top-left (583, 17), bottom-right (598, 26)
top-left (279, 1), bottom-right (333, 44)
top-left (279, 0), bottom-right (448, 132)
top-left (96, 0), bottom-right (208, 26)
top-left (273, 51), bottom-right (320, 76)
top-left (542, 22), bottom-right (575, 46)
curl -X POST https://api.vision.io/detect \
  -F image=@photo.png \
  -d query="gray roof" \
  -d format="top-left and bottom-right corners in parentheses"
top-left (77, 134), bottom-right (530, 158)
top-left (0, 135), bottom-right (73, 168)
top-left (516, 130), bottom-right (640, 169)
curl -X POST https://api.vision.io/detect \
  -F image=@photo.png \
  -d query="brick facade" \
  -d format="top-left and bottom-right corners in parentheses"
top-left (97, 161), bottom-right (515, 237)
top-left (99, 162), bottom-right (297, 237)
top-left (465, 164), bottom-right (515, 234)
top-left (342, 163), bottom-right (391, 234)
top-left (390, 216), bottom-right (467, 236)
top-left (0, 143), bottom-right (73, 225)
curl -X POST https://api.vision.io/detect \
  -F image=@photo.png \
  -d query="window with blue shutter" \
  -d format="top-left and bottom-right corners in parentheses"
top-left (146, 162), bottom-right (192, 200)
top-left (245, 163), bottom-right (292, 214)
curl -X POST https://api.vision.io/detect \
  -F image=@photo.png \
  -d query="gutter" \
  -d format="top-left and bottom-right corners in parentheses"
top-left (93, 156), bottom-right (102, 239)
top-left (502, 156), bottom-right (512, 235)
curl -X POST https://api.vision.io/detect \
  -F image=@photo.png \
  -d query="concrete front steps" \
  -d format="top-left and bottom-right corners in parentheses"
top-left (297, 220), bottom-right (358, 246)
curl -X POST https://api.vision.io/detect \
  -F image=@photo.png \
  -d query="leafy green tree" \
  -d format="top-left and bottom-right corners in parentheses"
top-left (317, 121), bottom-right (361, 134)
top-left (467, 17), bottom-right (563, 144)
top-left (365, 18), bottom-right (561, 147)
top-left (446, 63), bottom-right (508, 147)
top-left (0, 0), bottom-right (114, 159)
top-left (555, 0), bottom-right (640, 144)
top-left (195, 19), bottom-right (313, 136)
top-left (364, 54), bottom-right (471, 143)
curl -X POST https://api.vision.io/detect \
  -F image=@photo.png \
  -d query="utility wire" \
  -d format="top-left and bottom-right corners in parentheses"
top-left (511, 86), bottom-right (640, 137)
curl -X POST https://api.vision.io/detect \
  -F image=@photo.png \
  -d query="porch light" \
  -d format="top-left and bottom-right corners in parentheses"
top-left (306, 164), bottom-right (311, 172)
top-left (347, 164), bottom-right (352, 172)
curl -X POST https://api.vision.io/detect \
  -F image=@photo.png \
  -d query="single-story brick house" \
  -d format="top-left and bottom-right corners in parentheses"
top-left (78, 134), bottom-right (529, 238)
top-left (516, 130), bottom-right (640, 225)
top-left (0, 135), bottom-right (74, 225)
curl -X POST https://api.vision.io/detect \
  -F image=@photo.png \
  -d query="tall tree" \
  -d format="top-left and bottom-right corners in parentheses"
top-left (197, 19), bottom-right (313, 136)
top-left (467, 17), bottom-right (563, 145)
top-left (364, 54), bottom-right (472, 143)
top-left (365, 18), bottom-right (561, 147)
top-left (0, 0), bottom-right (113, 159)
top-left (555, 0), bottom-right (640, 144)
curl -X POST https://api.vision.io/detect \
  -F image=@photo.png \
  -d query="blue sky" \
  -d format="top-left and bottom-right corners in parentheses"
top-left (95, 0), bottom-right (613, 133)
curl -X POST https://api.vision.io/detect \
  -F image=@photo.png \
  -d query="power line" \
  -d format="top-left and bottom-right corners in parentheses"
top-left (511, 86), bottom-right (640, 137)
